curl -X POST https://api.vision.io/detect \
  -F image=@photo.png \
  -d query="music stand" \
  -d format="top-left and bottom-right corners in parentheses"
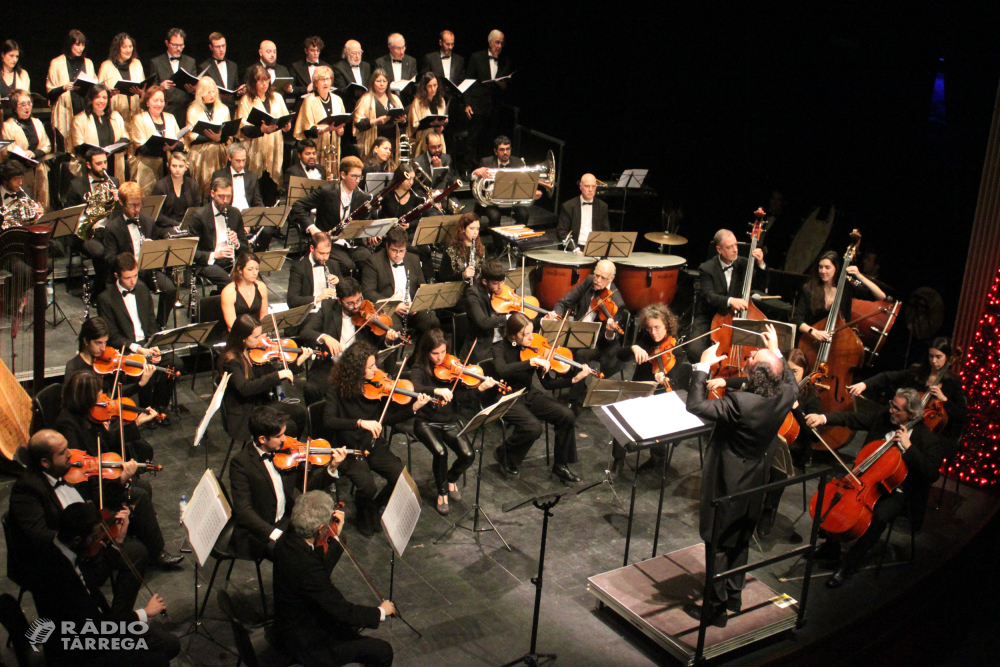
top-left (539, 319), bottom-right (601, 350)
top-left (493, 171), bottom-right (540, 203)
top-left (433, 388), bottom-right (525, 550)
top-left (286, 175), bottom-right (328, 206)
top-left (583, 231), bottom-right (637, 259)
top-left (146, 320), bottom-right (219, 415)
top-left (179, 207), bottom-right (200, 232)
top-left (730, 318), bottom-right (796, 357)
top-left (409, 281), bottom-right (464, 314)
top-left (613, 169), bottom-right (648, 233)
top-left (413, 214), bottom-right (461, 246)
top-left (504, 267), bottom-right (525, 292)
top-left (36, 204), bottom-right (85, 238)
top-left (138, 237), bottom-right (198, 330)
top-left (255, 249), bottom-right (288, 273)
top-left (363, 172), bottom-right (391, 195)
top-left (260, 304), bottom-right (313, 336)
top-left (336, 218), bottom-right (396, 242)
top-left (241, 205), bottom-right (286, 229)
top-left (141, 194), bottom-right (166, 221)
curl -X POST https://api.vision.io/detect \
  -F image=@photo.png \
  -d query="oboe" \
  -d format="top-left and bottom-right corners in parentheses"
top-left (467, 244), bottom-right (476, 286)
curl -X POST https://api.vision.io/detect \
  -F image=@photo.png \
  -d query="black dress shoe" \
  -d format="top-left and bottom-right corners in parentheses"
top-left (757, 506), bottom-right (777, 538)
top-left (154, 551), bottom-right (184, 569)
top-left (725, 597), bottom-right (742, 613)
top-left (551, 465), bottom-right (581, 484)
top-left (493, 448), bottom-right (519, 477)
top-left (357, 513), bottom-right (375, 538)
top-left (683, 602), bottom-right (727, 628)
top-left (826, 565), bottom-right (853, 589)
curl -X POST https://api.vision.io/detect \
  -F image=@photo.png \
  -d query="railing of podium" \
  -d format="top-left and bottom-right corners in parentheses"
top-left (506, 104), bottom-right (565, 215)
top-left (694, 466), bottom-right (834, 663)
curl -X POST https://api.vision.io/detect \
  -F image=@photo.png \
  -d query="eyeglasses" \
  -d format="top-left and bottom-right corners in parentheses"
top-left (888, 402), bottom-right (905, 412)
top-left (16, 102), bottom-right (32, 108)
top-left (343, 173), bottom-right (362, 181)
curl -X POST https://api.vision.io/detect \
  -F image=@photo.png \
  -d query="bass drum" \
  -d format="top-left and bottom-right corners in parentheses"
top-left (525, 249), bottom-right (595, 311)
top-left (615, 253), bottom-right (686, 312)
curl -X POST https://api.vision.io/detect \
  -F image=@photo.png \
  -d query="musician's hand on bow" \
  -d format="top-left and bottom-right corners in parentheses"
top-left (328, 447), bottom-right (347, 472)
top-left (413, 393), bottom-right (432, 411)
top-left (632, 345), bottom-right (649, 364)
top-left (359, 420), bottom-right (382, 438)
top-left (729, 298), bottom-right (749, 312)
top-left (892, 428), bottom-right (912, 451)
top-left (928, 385), bottom-right (947, 401)
top-left (144, 594), bottom-right (167, 617)
top-left (530, 357), bottom-right (551, 372)
top-left (706, 378), bottom-right (727, 392)
top-left (135, 408), bottom-right (159, 427)
top-left (330, 509), bottom-right (345, 537)
top-left (434, 388), bottom-right (453, 403)
top-left (760, 323), bottom-right (780, 353)
top-left (542, 310), bottom-right (559, 321)
top-left (847, 381), bottom-right (867, 397)
top-left (699, 341), bottom-right (727, 367)
top-left (114, 507), bottom-right (131, 541)
top-left (380, 600), bottom-right (397, 618)
top-left (572, 365), bottom-right (592, 383)
top-left (805, 413), bottom-right (827, 428)
top-left (320, 334), bottom-right (343, 357)
top-left (654, 371), bottom-right (669, 386)
top-left (278, 368), bottom-right (295, 382)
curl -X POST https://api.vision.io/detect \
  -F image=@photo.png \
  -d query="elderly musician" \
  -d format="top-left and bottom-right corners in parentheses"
top-left (557, 173), bottom-right (609, 251)
top-left (294, 65), bottom-right (346, 178)
top-left (129, 85), bottom-right (182, 194)
top-left (374, 32), bottom-right (418, 100)
top-left (462, 30), bottom-right (512, 168)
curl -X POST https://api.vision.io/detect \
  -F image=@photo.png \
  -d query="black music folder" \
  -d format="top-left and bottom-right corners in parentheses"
top-left (386, 107), bottom-right (407, 121)
top-left (139, 128), bottom-right (190, 152)
top-left (245, 107), bottom-right (296, 128)
top-left (74, 141), bottom-right (130, 158)
top-left (110, 74), bottom-right (156, 94)
top-left (191, 118), bottom-right (242, 141)
top-left (169, 67), bottom-right (208, 89)
top-left (318, 113), bottom-right (353, 127)
top-left (416, 114), bottom-right (448, 131)
top-left (339, 82), bottom-right (367, 98)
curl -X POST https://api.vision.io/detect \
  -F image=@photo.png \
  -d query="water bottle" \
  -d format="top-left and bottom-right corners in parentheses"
top-left (46, 278), bottom-right (54, 305)
top-left (179, 494), bottom-right (188, 524)
top-left (275, 384), bottom-right (288, 403)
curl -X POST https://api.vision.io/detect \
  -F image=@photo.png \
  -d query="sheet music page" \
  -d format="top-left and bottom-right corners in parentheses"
top-left (381, 470), bottom-right (421, 557)
top-left (602, 391), bottom-right (703, 441)
top-left (194, 373), bottom-right (229, 448)
top-left (182, 470), bottom-right (231, 567)
top-left (616, 168), bottom-right (648, 188)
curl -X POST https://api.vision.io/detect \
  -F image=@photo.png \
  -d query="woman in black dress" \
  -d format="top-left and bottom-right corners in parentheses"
top-left (410, 328), bottom-right (496, 514)
top-left (151, 151), bottom-right (202, 236)
top-left (219, 314), bottom-right (311, 442)
top-left (221, 252), bottom-right (268, 330)
top-left (437, 212), bottom-right (485, 284)
top-left (793, 250), bottom-right (885, 344)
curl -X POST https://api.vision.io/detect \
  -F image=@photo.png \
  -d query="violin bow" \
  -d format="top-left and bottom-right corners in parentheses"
top-left (646, 327), bottom-right (723, 364)
top-left (546, 314), bottom-right (570, 365)
top-left (377, 355), bottom-right (410, 431)
top-left (108, 344), bottom-right (127, 402)
top-left (450, 339), bottom-right (477, 393)
top-left (270, 310), bottom-right (291, 375)
top-left (792, 406), bottom-right (860, 485)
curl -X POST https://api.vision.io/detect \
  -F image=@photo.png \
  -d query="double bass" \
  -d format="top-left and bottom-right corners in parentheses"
top-left (709, 208), bottom-right (768, 377)
top-left (797, 230), bottom-right (865, 450)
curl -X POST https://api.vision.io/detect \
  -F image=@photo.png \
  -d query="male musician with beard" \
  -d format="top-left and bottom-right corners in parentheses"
top-left (805, 388), bottom-right (944, 588)
top-left (102, 182), bottom-right (177, 327)
top-left (289, 155), bottom-right (373, 274)
top-left (361, 227), bottom-right (441, 338)
top-left (471, 135), bottom-right (542, 229)
top-left (461, 258), bottom-right (509, 363)
top-left (63, 149), bottom-right (119, 298)
top-left (283, 139), bottom-right (328, 190)
top-left (148, 28), bottom-right (196, 120)
top-left (286, 232), bottom-right (341, 311)
top-left (248, 40), bottom-right (294, 101)
top-left (690, 228), bottom-right (768, 360)
top-left (685, 325), bottom-right (797, 627)
top-left (199, 32), bottom-right (244, 111)
top-left (273, 491), bottom-right (394, 667)
top-left (291, 36), bottom-right (331, 101)
top-left (189, 176), bottom-right (248, 288)
top-left (299, 277), bottom-right (396, 405)
top-left (412, 132), bottom-right (457, 194)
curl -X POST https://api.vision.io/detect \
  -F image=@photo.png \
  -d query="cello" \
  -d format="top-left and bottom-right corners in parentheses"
top-left (709, 208), bottom-right (768, 378)
top-left (797, 230), bottom-right (865, 450)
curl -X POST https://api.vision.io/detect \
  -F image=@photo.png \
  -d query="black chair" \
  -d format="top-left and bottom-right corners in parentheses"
top-left (217, 590), bottom-right (302, 667)
top-left (875, 516), bottom-right (917, 576)
top-left (306, 400), bottom-right (325, 440)
top-left (31, 383), bottom-right (63, 432)
top-left (219, 402), bottom-right (248, 479)
top-left (0, 593), bottom-right (33, 667)
top-left (192, 294), bottom-right (227, 390)
top-left (1, 514), bottom-right (27, 605)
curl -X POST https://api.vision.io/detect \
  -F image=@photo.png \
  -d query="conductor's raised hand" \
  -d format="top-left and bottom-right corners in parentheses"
top-left (760, 323), bottom-right (780, 353)
top-left (699, 341), bottom-right (727, 367)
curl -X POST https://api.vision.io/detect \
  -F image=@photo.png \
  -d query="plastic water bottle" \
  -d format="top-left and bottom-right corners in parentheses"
top-left (46, 278), bottom-right (54, 305)
top-left (179, 494), bottom-right (188, 524)
top-left (275, 384), bottom-right (288, 403)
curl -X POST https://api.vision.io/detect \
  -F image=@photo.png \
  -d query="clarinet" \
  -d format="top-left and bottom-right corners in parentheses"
top-left (467, 244), bottom-right (476, 286)
top-left (401, 267), bottom-right (411, 331)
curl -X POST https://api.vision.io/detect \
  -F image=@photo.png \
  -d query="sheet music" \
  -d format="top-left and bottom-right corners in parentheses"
top-left (381, 469), bottom-right (421, 558)
top-left (600, 391), bottom-right (703, 442)
top-left (182, 469), bottom-right (232, 567)
top-left (194, 373), bottom-right (229, 448)
top-left (615, 168), bottom-right (648, 188)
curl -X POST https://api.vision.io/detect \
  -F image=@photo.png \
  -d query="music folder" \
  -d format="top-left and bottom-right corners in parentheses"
top-left (168, 67), bottom-right (206, 89)
top-left (72, 72), bottom-right (98, 96)
top-left (386, 107), bottom-right (407, 121)
top-left (389, 78), bottom-right (415, 94)
top-left (319, 113), bottom-right (353, 127)
top-left (74, 141), bottom-right (130, 158)
top-left (4, 145), bottom-right (40, 167)
top-left (442, 78), bottom-right (476, 95)
top-left (339, 83), bottom-right (368, 98)
top-left (416, 114), bottom-right (448, 132)
top-left (110, 74), bottom-right (156, 94)
top-left (272, 76), bottom-right (294, 90)
top-left (245, 107), bottom-right (296, 128)
top-left (191, 118), bottom-right (242, 141)
top-left (139, 128), bottom-right (190, 152)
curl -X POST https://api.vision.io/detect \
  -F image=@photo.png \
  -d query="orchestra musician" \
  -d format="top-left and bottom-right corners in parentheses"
top-left (63, 149), bottom-right (117, 297)
top-left (98, 33), bottom-right (145, 135)
top-left (229, 407), bottom-right (344, 560)
top-left (461, 257), bottom-right (508, 363)
top-left (1, 41), bottom-right (31, 113)
top-left (293, 65), bottom-right (346, 177)
top-left (148, 28), bottom-right (196, 121)
top-left (438, 211), bottom-right (485, 284)
top-left (1, 90), bottom-right (50, 210)
top-left (237, 63), bottom-right (291, 207)
top-left (27, 501), bottom-right (180, 667)
top-left (290, 36), bottom-right (331, 100)
top-left (46, 30), bottom-right (95, 151)
top-left (472, 135), bottom-right (540, 229)
top-left (557, 174), bottom-right (609, 250)
top-left (102, 183), bottom-right (178, 328)
top-left (220, 314), bottom-right (311, 442)
top-left (492, 312), bottom-right (593, 483)
top-left (462, 30), bottom-right (512, 169)
top-left (321, 341), bottom-right (430, 537)
top-left (129, 86), bottom-right (181, 195)
top-left (185, 76), bottom-right (232, 196)
top-left (299, 276), bottom-right (396, 405)
top-left (361, 227), bottom-right (442, 337)
top-left (411, 328), bottom-right (495, 515)
top-left (690, 228), bottom-right (768, 359)
top-left (211, 142), bottom-right (271, 251)
top-left (413, 132), bottom-right (457, 195)
top-left (0, 160), bottom-right (43, 219)
top-left (189, 176), bottom-right (248, 288)
top-left (378, 164), bottom-right (427, 251)
top-left (374, 33), bottom-right (418, 104)
top-left (286, 231), bottom-right (342, 310)
top-left (805, 388), bottom-right (944, 588)
top-left (248, 40), bottom-right (294, 103)
top-left (333, 40), bottom-right (372, 103)
top-left (283, 139), bottom-right (328, 191)
top-left (199, 32), bottom-right (243, 111)
top-left (685, 326), bottom-right (797, 627)
top-left (150, 151), bottom-right (201, 235)
top-left (362, 137), bottom-right (397, 182)
top-left (353, 69), bottom-right (404, 161)
top-left (793, 250), bottom-right (886, 344)
top-left (273, 491), bottom-right (395, 667)
top-left (407, 72), bottom-right (449, 157)
top-left (221, 251), bottom-right (268, 329)
top-left (70, 84), bottom-right (128, 183)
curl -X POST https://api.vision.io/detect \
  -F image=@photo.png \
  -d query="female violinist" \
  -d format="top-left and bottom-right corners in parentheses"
top-left (65, 317), bottom-right (154, 397)
top-left (221, 252), bottom-right (269, 330)
top-left (492, 312), bottom-right (593, 483)
top-left (219, 314), bottom-right (311, 442)
top-left (438, 211), bottom-right (485, 284)
top-left (793, 250), bottom-right (885, 344)
top-left (320, 342), bottom-right (432, 537)
top-left (411, 329), bottom-right (497, 515)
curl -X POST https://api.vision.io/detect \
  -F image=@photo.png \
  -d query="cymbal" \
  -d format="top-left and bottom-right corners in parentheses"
top-left (645, 231), bottom-right (688, 246)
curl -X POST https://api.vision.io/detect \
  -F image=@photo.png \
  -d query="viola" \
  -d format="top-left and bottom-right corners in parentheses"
top-left (491, 283), bottom-right (555, 319)
top-left (589, 288), bottom-right (624, 338)
top-left (351, 300), bottom-right (410, 344)
top-left (647, 336), bottom-right (678, 378)
top-left (85, 507), bottom-right (127, 559)
top-left (93, 348), bottom-right (180, 379)
top-left (64, 449), bottom-right (163, 484)
top-left (271, 437), bottom-right (369, 470)
top-left (248, 336), bottom-right (328, 365)
top-left (88, 393), bottom-right (165, 424)
top-left (433, 354), bottom-right (511, 394)
top-left (363, 368), bottom-right (443, 405)
top-left (316, 502), bottom-right (348, 554)
top-left (918, 347), bottom-right (962, 433)
top-left (520, 333), bottom-right (603, 378)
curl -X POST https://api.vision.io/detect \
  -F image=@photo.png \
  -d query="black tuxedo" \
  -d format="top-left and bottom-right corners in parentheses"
top-left (422, 51), bottom-right (466, 88)
top-left (273, 531), bottom-right (391, 667)
top-left (286, 254), bottom-right (342, 309)
top-left (464, 50), bottom-right (512, 164)
top-left (362, 248), bottom-right (440, 336)
top-left (689, 255), bottom-right (769, 358)
top-left (9, 469), bottom-right (91, 554)
top-left (63, 173), bottom-right (120, 208)
top-left (374, 54), bottom-right (418, 84)
top-left (332, 60), bottom-right (372, 94)
top-left (299, 299), bottom-right (379, 404)
top-left (553, 275), bottom-right (627, 378)
top-left (187, 202), bottom-right (249, 285)
top-left (149, 53), bottom-right (197, 119)
top-left (102, 211), bottom-right (177, 326)
top-left (413, 151), bottom-right (456, 192)
top-left (290, 59), bottom-right (331, 99)
top-left (557, 196), bottom-right (610, 247)
top-left (283, 160), bottom-right (327, 191)
top-left (96, 279), bottom-right (160, 349)
top-left (211, 165), bottom-right (265, 208)
top-left (199, 57), bottom-right (240, 92)
top-left (461, 282), bottom-right (507, 363)
top-left (289, 183), bottom-right (371, 236)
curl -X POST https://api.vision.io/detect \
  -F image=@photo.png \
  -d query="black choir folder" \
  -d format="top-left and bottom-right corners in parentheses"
top-left (245, 107), bottom-right (296, 129)
top-left (318, 113), bottom-right (353, 127)
top-left (109, 74), bottom-right (156, 94)
top-left (168, 67), bottom-right (208, 89)
top-left (74, 141), bottom-right (130, 158)
top-left (191, 118), bottom-right (243, 141)
top-left (416, 114), bottom-right (448, 131)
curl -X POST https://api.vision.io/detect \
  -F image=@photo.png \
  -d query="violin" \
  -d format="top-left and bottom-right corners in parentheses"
top-left (647, 336), bottom-right (678, 378)
top-left (88, 393), bottom-right (165, 424)
top-left (85, 507), bottom-right (128, 559)
top-left (433, 354), bottom-right (511, 394)
top-left (351, 300), bottom-right (410, 344)
top-left (271, 437), bottom-right (369, 470)
top-left (589, 288), bottom-right (624, 338)
top-left (64, 449), bottom-right (163, 484)
top-left (248, 336), bottom-right (327, 365)
top-left (491, 283), bottom-right (555, 319)
top-left (363, 368), bottom-right (444, 405)
top-left (316, 502), bottom-right (348, 553)
top-left (93, 348), bottom-right (180, 379)
top-left (919, 347), bottom-right (962, 433)
top-left (520, 333), bottom-right (603, 378)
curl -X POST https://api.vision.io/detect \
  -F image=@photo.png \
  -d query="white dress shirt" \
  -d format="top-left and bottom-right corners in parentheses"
top-left (45, 472), bottom-right (84, 508)
top-left (253, 444), bottom-right (286, 541)
top-left (169, 57), bottom-right (180, 74)
top-left (391, 61), bottom-right (402, 82)
top-left (302, 161), bottom-right (321, 180)
top-left (125, 218), bottom-right (143, 257)
top-left (340, 310), bottom-right (357, 354)
top-left (307, 63), bottom-right (318, 82)
top-left (262, 61), bottom-right (276, 82)
top-left (118, 280), bottom-right (145, 351)
top-left (340, 185), bottom-right (353, 218)
top-left (440, 54), bottom-right (452, 80)
top-left (231, 167), bottom-right (249, 211)
top-left (216, 61), bottom-right (228, 88)
top-left (578, 196), bottom-right (594, 247)
top-left (391, 261), bottom-right (408, 301)
top-left (720, 257), bottom-right (734, 291)
top-left (207, 203), bottom-right (230, 266)
top-left (351, 65), bottom-right (363, 85)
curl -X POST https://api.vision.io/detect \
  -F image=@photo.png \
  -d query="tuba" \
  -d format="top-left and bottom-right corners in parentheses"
top-left (77, 180), bottom-right (117, 240)
top-left (472, 150), bottom-right (556, 207)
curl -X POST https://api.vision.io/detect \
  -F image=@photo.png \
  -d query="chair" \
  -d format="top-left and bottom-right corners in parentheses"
top-left (875, 515), bottom-right (917, 576)
top-left (1, 514), bottom-right (28, 605)
top-left (387, 419), bottom-right (418, 472)
top-left (192, 294), bottom-right (226, 390)
top-left (217, 590), bottom-right (302, 667)
top-left (31, 384), bottom-right (63, 433)
top-left (479, 358), bottom-right (550, 468)
top-left (0, 593), bottom-right (32, 667)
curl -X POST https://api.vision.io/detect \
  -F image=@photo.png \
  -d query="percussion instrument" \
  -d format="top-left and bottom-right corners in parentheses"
top-left (643, 231), bottom-right (688, 246)
top-left (616, 253), bottom-right (686, 312)
top-left (525, 249), bottom-right (595, 311)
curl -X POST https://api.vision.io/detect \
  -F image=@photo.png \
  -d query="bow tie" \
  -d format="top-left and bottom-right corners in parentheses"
top-left (121, 288), bottom-right (134, 297)
top-left (351, 64), bottom-right (360, 69)
top-left (52, 478), bottom-right (68, 489)
top-left (489, 55), bottom-right (499, 61)
top-left (391, 59), bottom-right (403, 64)
top-left (264, 65), bottom-right (275, 70)
top-left (168, 56), bottom-right (180, 62)
top-left (126, 218), bottom-right (139, 225)
top-left (261, 452), bottom-right (274, 462)
top-left (392, 262), bottom-right (405, 269)
top-left (306, 61), bottom-right (319, 67)
top-left (2, 193), bottom-right (15, 200)
top-left (721, 264), bottom-right (733, 273)
top-left (213, 58), bottom-right (226, 64)
top-left (233, 172), bottom-right (244, 178)
top-left (582, 201), bottom-right (593, 206)
top-left (440, 54), bottom-right (451, 60)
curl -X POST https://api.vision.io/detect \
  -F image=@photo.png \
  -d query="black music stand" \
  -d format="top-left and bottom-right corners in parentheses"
top-left (36, 205), bottom-right (86, 330)
top-left (146, 320), bottom-right (218, 416)
top-left (242, 206), bottom-right (287, 244)
top-left (286, 175), bottom-right (328, 207)
top-left (409, 281), bottom-right (464, 314)
top-left (138, 237), bottom-right (198, 329)
top-left (140, 194), bottom-right (166, 221)
top-left (583, 231), bottom-right (637, 259)
top-left (499, 479), bottom-right (603, 667)
top-left (433, 388), bottom-right (525, 551)
top-left (613, 169), bottom-right (648, 233)
top-left (413, 214), bottom-right (462, 246)
top-left (539, 319), bottom-right (601, 350)
top-left (259, 304), bottom-right (313, 337)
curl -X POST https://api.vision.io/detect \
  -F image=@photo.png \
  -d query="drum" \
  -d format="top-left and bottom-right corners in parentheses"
top-left (524, 249), bottom-right (596, 311)
top-left (615, 253), bottom-right (686, 312)
top-left (850, 297), bottom-right (901, 365)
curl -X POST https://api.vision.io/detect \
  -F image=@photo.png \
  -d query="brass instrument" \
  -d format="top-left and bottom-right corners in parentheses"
top-left (412, 160), bottom-right (464, 213)
top-left (77, 180), bottom-right (117, 240)
top-left (320, 122), bottom-right (340, 179)
top-left (471, 150), bottom-right (556, 207)
top-left (0, 191), bottom-right (40, 230)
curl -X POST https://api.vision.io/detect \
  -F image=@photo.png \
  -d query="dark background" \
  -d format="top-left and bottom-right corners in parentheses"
top-left (7, 0), bottom-right (999, 354)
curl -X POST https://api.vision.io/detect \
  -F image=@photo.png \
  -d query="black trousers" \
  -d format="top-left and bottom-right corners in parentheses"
top-left (67, 235), bottom-right (108, 300)
top-left (137, 269), bottom-right (176, 328)
top-left (339, 440), bottom-right (404, 511)
top-left (843, 491), bottom-right (909, 570)
top-left (498, 392), bottom-right (577, 467)
top-left (477, 203), bottom-right (529, 229)
top-left (198, 263), bottom-right (233, 289)
top-left (294, 634), bottom-right (393, 667)
top-left (708, 537), bottom-right (750, 612)
top-left (79, 534), bottom-right (147, 616)
top-left (248, 226), bottom-right (274, 253)
top-left (328, 244), bottom-right (374, 278)
top-left (413, 420), bottom-right (475, 495)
